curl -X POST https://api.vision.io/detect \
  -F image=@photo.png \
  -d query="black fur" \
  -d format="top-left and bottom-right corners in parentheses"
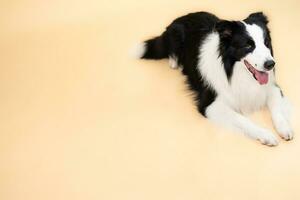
top-left (140, 11), bottom-right (272, 116)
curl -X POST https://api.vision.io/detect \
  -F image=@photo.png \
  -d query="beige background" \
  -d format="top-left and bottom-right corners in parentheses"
top-left (1, 0), bottom-right (300, 199)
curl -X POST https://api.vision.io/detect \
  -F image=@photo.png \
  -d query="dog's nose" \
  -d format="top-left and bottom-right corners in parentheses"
top-left (264, 60), bottom-right (275, 71)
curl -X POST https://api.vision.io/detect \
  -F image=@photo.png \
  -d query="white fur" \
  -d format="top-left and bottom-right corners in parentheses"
top-left (206, 98), bottom-right (279, 146)
top-left (267, 86), bottom-right (293, 140)
top-left (198, 33), bottom-right (231, 93)
top-left (130, 42), bottom-right (146, 58)
top-left (197, 28), bottom-right (292, 146)
top-left (230, 61), bottom-right (274, 113)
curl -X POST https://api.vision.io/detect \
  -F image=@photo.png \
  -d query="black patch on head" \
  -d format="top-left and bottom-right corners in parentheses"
top-left (216, 20), bottom-right (255, 80)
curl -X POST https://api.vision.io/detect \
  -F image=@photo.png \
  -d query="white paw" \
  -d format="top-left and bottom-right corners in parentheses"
top-left (273, 114), bottom-right (293, 140)
top-left (278, 126), bottom-right (293, 141)
top-left (255, 129), bottom-right (279, 146)
top-left (274, 117), bottom-right (293, 141)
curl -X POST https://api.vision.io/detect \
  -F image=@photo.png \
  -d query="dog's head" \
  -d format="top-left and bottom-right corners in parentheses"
top-left (216, 12), bottom-right (274, 85)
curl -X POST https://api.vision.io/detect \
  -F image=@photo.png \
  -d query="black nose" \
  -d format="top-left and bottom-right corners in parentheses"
top-left (264, 60), bottom-right (275, 70)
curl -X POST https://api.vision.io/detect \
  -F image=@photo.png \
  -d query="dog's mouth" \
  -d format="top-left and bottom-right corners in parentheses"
top-left (244, 60), bottom-right (268, 85)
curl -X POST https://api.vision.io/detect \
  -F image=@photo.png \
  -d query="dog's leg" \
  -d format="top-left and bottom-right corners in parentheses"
top-left (267, 85), bottom-right (293, 140)
top-left (205, 99), bottom-right (278, 146)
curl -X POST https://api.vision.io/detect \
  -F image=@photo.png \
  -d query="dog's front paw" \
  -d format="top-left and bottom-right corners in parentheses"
top-left (256, 129), bottom-right (279, 146)
top-left (278, 126), bottom-right (293, 141)
top-left (273, 117), bottom-right (293, 141)
top-left (273, 114), bottom-right (293, 140)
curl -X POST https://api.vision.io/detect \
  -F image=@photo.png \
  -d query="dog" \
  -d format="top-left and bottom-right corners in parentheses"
top-left (134, 12), bottom-right (293, 146)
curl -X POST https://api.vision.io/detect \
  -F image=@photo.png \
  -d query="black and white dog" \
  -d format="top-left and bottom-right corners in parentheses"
top-left (135, 12), bottom-right (293, 146)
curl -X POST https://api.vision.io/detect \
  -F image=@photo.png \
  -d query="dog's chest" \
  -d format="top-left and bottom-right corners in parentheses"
top-left (229, 65), bottom-right (270, 113)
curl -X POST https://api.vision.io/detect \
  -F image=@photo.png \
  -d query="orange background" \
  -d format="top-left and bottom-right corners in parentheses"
top-left (1, 0), bottom-right (300, 199)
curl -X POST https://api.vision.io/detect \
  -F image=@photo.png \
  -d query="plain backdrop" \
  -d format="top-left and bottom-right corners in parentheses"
top-left (1, 0), bottom-right (300, 200)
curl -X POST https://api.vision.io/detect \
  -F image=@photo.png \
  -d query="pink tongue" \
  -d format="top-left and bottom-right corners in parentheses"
top-left (255, 71), bottom-right (269, 85)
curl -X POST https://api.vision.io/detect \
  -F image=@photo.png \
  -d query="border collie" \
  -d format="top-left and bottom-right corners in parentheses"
top-left (135, 12), bottom-right (293, 146)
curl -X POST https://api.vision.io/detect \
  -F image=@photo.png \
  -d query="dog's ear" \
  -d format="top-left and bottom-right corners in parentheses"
top-left (245, 12), bottom-right (269, 25)
top-left (216, 20), bottom-right (237, 39)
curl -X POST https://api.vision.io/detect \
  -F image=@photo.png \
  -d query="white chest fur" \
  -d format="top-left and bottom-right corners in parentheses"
top-left (229, 62), bottom-right (274, 113)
